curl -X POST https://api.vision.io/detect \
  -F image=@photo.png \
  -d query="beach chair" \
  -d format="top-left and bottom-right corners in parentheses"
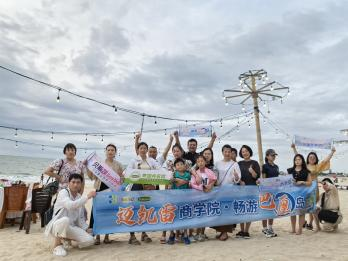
top-left (19, 187), bottom-right (51, 234)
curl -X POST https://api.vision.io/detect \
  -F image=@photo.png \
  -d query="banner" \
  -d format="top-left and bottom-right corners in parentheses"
top-left (124, 168), bottom-right (172, 185)
top-left (92, 180), bottom-right (317, 235)
top-left (178, 125), bottom-right (212, 137)
top-left (294, 135), bottom-right (332, 150)
top-left (258, 175), bottom-right (294, 191)
top-left (86, 152), bottom-right (122, 191)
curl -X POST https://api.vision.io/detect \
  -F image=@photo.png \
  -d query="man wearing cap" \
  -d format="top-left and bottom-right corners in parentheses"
top-left (261, 149), bottom-right (280, 238)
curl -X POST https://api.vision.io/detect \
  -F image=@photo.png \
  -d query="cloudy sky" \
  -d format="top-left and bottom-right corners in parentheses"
top-left (0, 0), bottom-right (347, 172)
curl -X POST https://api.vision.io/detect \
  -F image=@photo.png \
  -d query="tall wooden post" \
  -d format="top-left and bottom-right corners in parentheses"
top-left (251, 76), bottom-right (264, 166)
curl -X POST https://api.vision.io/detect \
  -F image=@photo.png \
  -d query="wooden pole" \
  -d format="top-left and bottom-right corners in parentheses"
top-left (251, 76), bottom-right (264, 167)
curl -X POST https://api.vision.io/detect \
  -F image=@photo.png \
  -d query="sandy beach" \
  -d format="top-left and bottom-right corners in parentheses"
top-left (0, 183), bottom-right (347, 261)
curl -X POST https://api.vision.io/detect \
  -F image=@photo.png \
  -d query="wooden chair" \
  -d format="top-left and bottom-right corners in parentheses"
top-left (19, 187), bottom-right (52, 233)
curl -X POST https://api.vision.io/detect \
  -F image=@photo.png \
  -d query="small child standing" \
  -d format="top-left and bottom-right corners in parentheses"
top-left (167, 158), bottom-right (191, 245)
top-left (191, 155), bottom-right (217, 241)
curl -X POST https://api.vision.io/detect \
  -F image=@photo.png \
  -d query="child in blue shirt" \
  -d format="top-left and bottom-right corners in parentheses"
top-left (168, 158), bottom-right (191, 245)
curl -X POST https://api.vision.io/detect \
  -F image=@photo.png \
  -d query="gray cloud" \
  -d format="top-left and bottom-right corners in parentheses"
top-left (0, 0), bottom-right (347, 171)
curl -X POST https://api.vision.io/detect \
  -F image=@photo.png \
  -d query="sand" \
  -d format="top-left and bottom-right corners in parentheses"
top-left (0, 184), bottom-right (347, 261)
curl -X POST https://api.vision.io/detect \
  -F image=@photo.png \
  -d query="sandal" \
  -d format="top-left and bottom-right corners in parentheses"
top-left (160, 236), bottom-right (167, 244)
top-left (141, 233), bottom-right (152, 243)
top-left (94, 237), bottom-right (101, 245)
top-left (128, 237), bottom-right (141, 245)
top-left (103, 238), bottom-right (114, 244)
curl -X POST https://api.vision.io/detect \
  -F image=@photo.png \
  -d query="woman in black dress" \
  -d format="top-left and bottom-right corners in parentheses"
top-left (287, 154), bottom-right (312, 235)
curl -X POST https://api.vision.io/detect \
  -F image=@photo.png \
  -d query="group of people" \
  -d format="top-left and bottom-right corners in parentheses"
top-left (43, 132), bottom-right (342, 257)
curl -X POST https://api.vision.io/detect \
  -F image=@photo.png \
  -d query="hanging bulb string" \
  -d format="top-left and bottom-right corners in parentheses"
top-left (0, 111), bottom-right (253, 138)
top-left (0, 64), bottom-right (254, 124)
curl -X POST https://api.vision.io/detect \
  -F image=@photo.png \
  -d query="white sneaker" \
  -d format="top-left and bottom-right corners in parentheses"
top-left (53, 245), bottom-right (67, 257)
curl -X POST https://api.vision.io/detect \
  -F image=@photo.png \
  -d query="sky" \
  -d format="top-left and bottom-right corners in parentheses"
top-left (0, 0), bottom-right (347, 172)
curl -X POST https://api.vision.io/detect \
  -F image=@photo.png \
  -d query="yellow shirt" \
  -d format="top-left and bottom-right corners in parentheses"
top-left (307, 160), bottom-right (330, 180)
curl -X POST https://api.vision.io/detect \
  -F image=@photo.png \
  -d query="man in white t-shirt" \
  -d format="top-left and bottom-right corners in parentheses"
top-left (45, 174), bottom-right (96, 257)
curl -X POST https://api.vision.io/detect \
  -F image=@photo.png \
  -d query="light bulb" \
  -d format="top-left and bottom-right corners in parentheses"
top-left (225, 99), bottom-right (229, 106)
top-left (263, 101), bottom-right (266, 107)
top-left (270, 86), bottom-right (274, 91)
top-left (85, 134), bottom-right (88, 143)
top-left (14, 128), bottom-right (18, 137)
top-left (114, 106), bottom-right (118, 113)
top-left (15, 141), bottom-right (18, 148)
top-left (101, 135), bottom-right (104, 143)
top-left (51, 132), bottom-right (54, 141)
top-left (242, 105), bottom-right (245, 111)
top-left (56, 89), bottom-right (61, 103)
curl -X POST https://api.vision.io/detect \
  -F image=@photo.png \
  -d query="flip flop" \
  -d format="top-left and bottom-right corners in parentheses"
top-left (128, 237), bottom-right (141, 245)
top-left (160, 236), bottom-right (167, 244)
top-left (103, 238), bottom-right (114, 244)
top-left (141, 234), bottom-right (152, 243)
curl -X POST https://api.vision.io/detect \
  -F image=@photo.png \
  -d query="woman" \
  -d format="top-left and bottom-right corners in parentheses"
top-left (45, 143), bottom-right (86, 192)
top-left (287, 154), bottom-right (312, 235)
top-left (86, 144), bottom-right (124, 245)
top-left (213, 144), bottom-right (241, 241)
top-left (261, 149), bottom-right (279, 238)
top-left (126, 142), bottom-right (161, 245)
top-left (201, 148), bottom-right (218, 176)
top-left (316, 178), bottom-right (343, 232)
top-left (237, 145), bottom-right (260, 239)
top-left (291, 144), bottom-right (336, 230)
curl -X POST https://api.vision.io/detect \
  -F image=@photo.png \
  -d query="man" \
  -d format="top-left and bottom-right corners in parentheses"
top-left (45, 173), bottom-right (96, 257)
top-left (173, 130), bottom-right (217, 165)
top-left (134, 133), bottom-right (174, 166)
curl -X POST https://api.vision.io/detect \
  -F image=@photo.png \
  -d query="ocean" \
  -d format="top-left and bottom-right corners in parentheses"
top-left (0, 155), bottom-right (53, 183)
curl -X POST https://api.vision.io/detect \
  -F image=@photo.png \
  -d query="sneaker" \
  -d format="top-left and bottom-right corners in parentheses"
top-left (262, 228), bottom-right (268, 235)
top-left (197, 234), bottom-right (205, 242)
top-left (243, 232), bottom-right (250, 239)
top-left (306, 224), bottom-right (313, 230)
top-left (53, 245), bottom-right (67, 257)
top-left (235, 231), bottom-right (244, 238)
top-left (265, 229), bottom-right (275, 238)
top-left (183, 236), bottom-right (191, 245)
top-left (189, 236), bottom-right (197, 243)
top-left (167, 234), bottom-right (175, 245)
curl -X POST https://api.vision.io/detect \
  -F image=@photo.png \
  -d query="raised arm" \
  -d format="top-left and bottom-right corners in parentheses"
top-left (207, 132), bottom-right (217, 149)
top-left (173, 131), bottom-right (182, 148)
top-left (134, 133), bottom-right (141, 155)
top-left (323, 147), bottom-right (336, 163)
top-left (44, 166), bottom-right (60, 181)
top-left (162, 134), bottom-right (174, 160)
top-left (291, 143), bottom-right (298, 155)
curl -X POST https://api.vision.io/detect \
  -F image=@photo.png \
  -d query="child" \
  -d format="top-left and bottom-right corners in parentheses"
top-left (191, 155), bottom-right (217, 241)
top-left (167, 158), bottom-right (191, 245)
top-left (287, 154), bottom-right (312, 235)
top-left (261, 149), bottom-right (279, 238)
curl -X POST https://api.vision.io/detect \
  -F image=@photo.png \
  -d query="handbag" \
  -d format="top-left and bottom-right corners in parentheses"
top-left (42, 159), bottom-right (64, 196)
top-left (44, 188), bottom-right (70, 226)
top-left (318, 192), bottom-right (339, 224)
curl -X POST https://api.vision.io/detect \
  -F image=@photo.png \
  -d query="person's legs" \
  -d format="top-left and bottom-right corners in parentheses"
top-left (313, 213), bottom-right (321, 232)
top-left (245, 222), bottom-right (251, 233)
top-left (129, 232), bottom-right (141, 245)
top-left (240, 223), bottom-right (245, 232)
top-left (297, 215), bottom-right (305, 235)
top-left (65, 225), bottom-right (94, 248)
top-left (262, 220), bottom-right (267, 231)
top-left (290, 216), bottom-right (296, 233)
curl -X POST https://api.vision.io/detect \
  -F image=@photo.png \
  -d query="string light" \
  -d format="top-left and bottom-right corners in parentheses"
top-left (0, 65), bottom-right (254, 124)
top-left (14, 128), bottom-right (18, 137)
top-left (113, 105), bottom-right (118, 113)
top-left (56, 89), bottom-right (61, 103)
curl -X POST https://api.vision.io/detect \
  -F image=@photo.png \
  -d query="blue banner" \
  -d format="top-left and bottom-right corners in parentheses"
top-left (93, 181), bottom-right (317, 235)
